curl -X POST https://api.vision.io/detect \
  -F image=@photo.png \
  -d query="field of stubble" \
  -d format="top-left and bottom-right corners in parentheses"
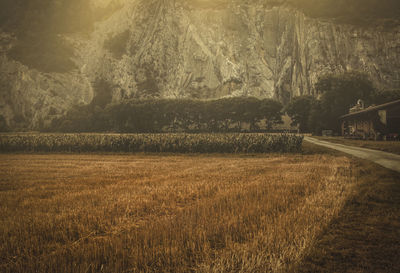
top-left (0, 153), bottom-right (355, 273)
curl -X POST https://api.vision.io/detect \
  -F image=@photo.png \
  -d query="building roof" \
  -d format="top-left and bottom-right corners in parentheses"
top-left (340, 99), bottom-right (400, 119)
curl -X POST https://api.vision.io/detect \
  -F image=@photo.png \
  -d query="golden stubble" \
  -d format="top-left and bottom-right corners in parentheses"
top-left (0, 153), bottom-right (353, 272)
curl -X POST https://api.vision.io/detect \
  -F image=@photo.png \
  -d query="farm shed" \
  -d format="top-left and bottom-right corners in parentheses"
top-left (339, 99), bottom-right (400, 140)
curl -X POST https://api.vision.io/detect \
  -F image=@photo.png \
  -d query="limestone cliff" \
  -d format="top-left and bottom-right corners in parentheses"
top-left (0, 0), bottom-right (399, 130)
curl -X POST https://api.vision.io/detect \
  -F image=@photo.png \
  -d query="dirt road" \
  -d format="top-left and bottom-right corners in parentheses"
top-left (304, 137), bottom-right (400, 173)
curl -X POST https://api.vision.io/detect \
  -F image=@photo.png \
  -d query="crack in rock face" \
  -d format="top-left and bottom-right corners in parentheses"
top-left (0, 0), bottom-right (399, 130)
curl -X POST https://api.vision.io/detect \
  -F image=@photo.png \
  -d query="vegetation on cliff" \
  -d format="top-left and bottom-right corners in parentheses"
top-left (290, 0), bottom-right (399, 26)
top-left (0, 0), bottom-right (122, 72)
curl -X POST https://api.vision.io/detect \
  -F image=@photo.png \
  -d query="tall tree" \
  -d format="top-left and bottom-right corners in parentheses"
top-left (285, 96), bottom-right (317, 133)
top-left (259, 99), bottom-right (283, 130)
top-left (316, 71), bottom-right (375, 133)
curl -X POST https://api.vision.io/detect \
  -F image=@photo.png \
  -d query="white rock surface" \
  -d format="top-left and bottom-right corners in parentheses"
top-left (0, 0), bottom-right (399, 129)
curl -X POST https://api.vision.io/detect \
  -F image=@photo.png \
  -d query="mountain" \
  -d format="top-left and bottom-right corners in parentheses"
top-left (0, 0), bottom-right (399, 130)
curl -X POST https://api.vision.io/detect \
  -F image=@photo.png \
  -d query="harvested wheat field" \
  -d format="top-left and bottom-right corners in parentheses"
top-left (0, 153), bottom-right (358, 273)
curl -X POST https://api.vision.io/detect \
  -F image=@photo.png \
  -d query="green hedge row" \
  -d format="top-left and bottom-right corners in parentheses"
top-left (0, 133), bottom-right (303, 154)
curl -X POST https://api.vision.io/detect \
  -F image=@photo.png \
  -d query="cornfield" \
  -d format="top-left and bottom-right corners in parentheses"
top-left (0, 133), bottom-right (303, 153)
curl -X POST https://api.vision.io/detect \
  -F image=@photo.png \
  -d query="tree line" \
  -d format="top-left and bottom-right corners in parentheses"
top-left (47, 97), bottom-right (284, 133)
top-left (285, 71), bottom-right (400, 134)
top-left (41, 71), bottom-right (400, 135)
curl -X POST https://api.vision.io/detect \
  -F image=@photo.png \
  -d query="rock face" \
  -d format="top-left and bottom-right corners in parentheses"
top-left (0, 0), bottom-right (399, 130)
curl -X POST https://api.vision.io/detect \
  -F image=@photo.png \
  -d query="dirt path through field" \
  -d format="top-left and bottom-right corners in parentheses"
top-left (304, 137), bottom-right (400, 172)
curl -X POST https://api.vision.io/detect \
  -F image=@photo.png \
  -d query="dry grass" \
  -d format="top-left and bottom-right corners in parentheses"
top-left (0, 153), bottom-right (354, 273)
top-left (314, 136), bottom-right (400, 155)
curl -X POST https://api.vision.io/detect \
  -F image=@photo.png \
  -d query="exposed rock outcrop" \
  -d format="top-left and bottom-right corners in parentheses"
top-left (0, 0), bottom-right (399, 130)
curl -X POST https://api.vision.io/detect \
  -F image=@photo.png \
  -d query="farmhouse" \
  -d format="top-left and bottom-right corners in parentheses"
top-left (339, 99), bottom-right (400, 140)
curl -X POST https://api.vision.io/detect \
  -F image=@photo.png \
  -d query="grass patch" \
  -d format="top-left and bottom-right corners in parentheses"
top-left (314, 136), bottom-right (400, 155)
top-left (294, 155), bottom-right (400, 272)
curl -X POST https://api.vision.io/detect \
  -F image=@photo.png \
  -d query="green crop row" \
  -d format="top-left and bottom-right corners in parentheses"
top-left (0, 133), bottom-right (303, 153)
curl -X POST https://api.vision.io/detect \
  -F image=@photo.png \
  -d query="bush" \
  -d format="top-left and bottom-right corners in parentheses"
top-left (48, 98), bottom-right (284, 133)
